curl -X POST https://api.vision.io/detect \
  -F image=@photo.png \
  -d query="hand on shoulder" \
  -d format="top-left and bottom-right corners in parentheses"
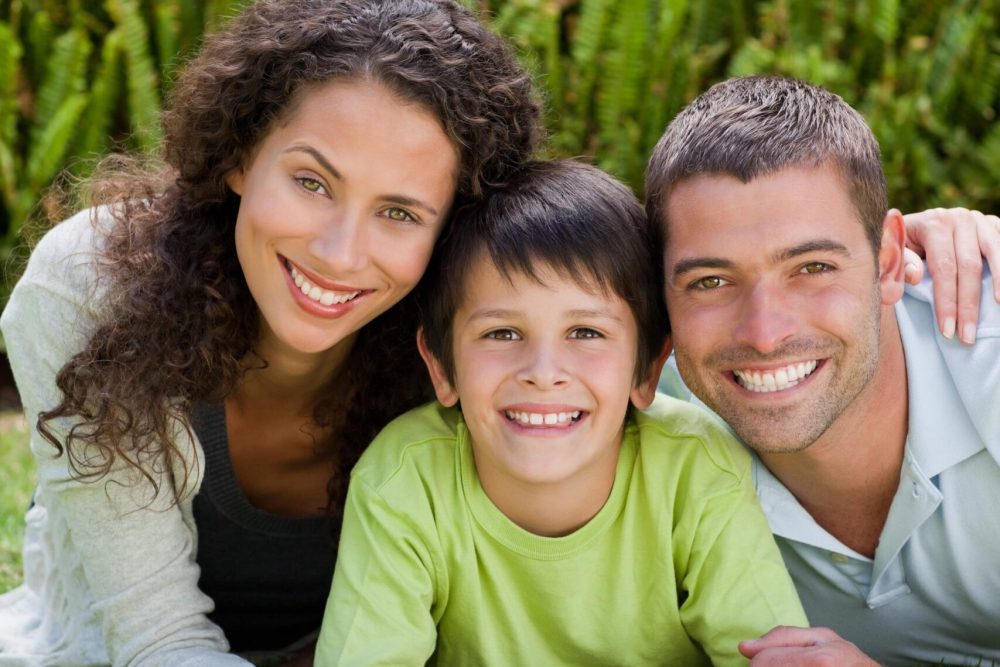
top-left (739, 625), bottom-right (879, 666)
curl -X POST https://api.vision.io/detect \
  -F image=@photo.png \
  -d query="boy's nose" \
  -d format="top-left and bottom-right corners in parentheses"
top-left (515, 342), bottom-right (570, 389)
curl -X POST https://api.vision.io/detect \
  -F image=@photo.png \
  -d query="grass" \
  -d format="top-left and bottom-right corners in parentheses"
top-left (0, 410), bottom-right (33, 593)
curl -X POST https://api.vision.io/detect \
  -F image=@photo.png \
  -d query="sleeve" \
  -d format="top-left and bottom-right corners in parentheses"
top-left (0, 217), bottom-right (250, 666)
top-left (677, 460), bottom-right (808, 667)
top-left (315, 475), bottom-right (439, 666)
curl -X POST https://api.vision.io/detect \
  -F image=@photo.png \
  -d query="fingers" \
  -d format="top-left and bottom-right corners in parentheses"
top-left (902, 248), bottom-right (925, 285)
top-left (976, 212), bottom-right (1000, 303)
top-left (903, 207), bottom-right (997, 343)
top-left (739, 626), bottom-right (878, 666)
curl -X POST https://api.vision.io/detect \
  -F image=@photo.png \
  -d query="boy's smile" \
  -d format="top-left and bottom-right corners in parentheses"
top-left (420, 258), bottom-right (655, 533)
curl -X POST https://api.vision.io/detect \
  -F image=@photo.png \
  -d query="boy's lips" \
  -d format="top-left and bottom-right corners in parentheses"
top-left (730, 359), bottom-right (821, 393)
top-left (501, 404), bottom-right (586, 428)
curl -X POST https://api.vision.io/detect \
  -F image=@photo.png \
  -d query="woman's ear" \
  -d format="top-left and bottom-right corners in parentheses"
top-left (879, 209), bottom-right (907, 306)
top-left (417, 328), bottom-right (459, 407)
top-left (225, 167), bottom-right (246, 196)
top-left (630, 336), bottom-right (672, 410)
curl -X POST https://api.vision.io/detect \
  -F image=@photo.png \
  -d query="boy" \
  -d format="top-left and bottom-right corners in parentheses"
top-left (316, 161), bottom-right (807, 666)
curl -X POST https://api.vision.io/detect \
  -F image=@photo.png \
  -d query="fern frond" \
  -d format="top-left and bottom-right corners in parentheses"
top-left (31, 27), bottom-right (92, 144)
top-left (26, 92), bottom-right (89, 191)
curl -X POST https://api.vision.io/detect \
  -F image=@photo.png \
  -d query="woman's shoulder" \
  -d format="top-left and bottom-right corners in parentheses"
top-left (21, 207), bottom-right (114, 283)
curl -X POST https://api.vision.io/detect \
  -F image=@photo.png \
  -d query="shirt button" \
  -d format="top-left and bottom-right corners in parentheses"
top-left (830, 552), bottom-right (851, 564)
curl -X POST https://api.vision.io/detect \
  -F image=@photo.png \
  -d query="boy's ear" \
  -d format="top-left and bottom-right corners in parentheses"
top-left (879, 209), bottom-right (907, 306)
top-left (417, 327), bottom-right (459, 407)
top-left (630, 336), bottom-right (673, 410)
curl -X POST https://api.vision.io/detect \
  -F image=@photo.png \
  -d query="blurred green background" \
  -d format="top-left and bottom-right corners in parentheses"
top-left (1, 0), bottom-right (998, 309)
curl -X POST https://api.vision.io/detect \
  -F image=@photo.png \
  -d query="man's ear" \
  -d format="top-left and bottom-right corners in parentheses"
top-left (225, 166), bottom-right (246, 196)
top-left (630, 336), bottom-right (673, 410)
top-left (879, 209), bottom-right (907, 306)
top-left (417, 327), bottom-right (459, 407)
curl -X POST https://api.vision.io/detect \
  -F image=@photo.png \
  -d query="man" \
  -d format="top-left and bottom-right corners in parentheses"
top-left (645, 75), bottom-right (999, 665)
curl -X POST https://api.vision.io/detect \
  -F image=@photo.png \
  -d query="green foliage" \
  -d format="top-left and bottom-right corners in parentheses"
top-left (485, 0), bottom-right (999, 211)
top-left (0, 0), bottom-right (997, 307)
top-left (0, 414), bottom-right (31, 593)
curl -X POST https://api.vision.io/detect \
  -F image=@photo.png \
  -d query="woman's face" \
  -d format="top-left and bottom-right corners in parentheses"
top-left (227, 79), bottom-right (459, 363)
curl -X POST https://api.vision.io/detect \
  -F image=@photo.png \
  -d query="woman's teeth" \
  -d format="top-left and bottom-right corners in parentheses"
top-left (505, 410), bottom-right (581, 426)
top-left (733, 360), bottom-right (818, 393)
top-left (289, 264), bottom-right (360, 306)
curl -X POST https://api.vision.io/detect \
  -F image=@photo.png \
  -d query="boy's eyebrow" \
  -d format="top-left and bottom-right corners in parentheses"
top-left (466, 307), bottom-right (624, 322)
top-left (670, 239), bottom-right (852, 283)
top-left (283, 144), bottom-right (440, 216)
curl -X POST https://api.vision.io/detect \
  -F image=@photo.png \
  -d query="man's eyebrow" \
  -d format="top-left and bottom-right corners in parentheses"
top-left (670, 239), bottom-right (853, 283)
top-left (283, 145), bottom-right (440, 217)
top-left (772, 239), bottom-right (852, 263)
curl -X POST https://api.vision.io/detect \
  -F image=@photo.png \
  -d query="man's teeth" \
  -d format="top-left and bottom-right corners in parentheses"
top-left (504, 410), bottom-right (581, 426)
top-left (289, 265), bottom-right (360, 306)
top-left (733, 360), bottom-right (818, 393)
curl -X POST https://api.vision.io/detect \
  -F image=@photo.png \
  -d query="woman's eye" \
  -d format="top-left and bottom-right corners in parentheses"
top-left (485, 329), bottom-right (520, 341)
top-left (384, 207), bottom-right (416, 223)
top-left (800, 262), bottom-right (832, 274)
top-left (296, 177), bottom-right (327, 195)
top-left (569, 327), bottom-right (602, 340)
top-left (690, 276), bottom-right (727, 290)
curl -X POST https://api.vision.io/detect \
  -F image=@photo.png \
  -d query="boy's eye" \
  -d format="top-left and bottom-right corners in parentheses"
top-left (485, 328), bottom-right (521, 341)
top-left (296, 176), bottom-right (327, 195)
top-left (384, 207), bottom-right (416, 224)
top-left (689, 275), bottom-right (728, 290)
top-left (569, 327), bottom-right (602, 340)
top-left (800, 262), bottom-right (833, 274)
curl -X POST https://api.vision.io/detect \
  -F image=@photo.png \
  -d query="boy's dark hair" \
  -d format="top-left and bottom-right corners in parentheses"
top-left (645, 75), bottom-right (887, 258)
top-left (421, 160), bottom-right (669, 385)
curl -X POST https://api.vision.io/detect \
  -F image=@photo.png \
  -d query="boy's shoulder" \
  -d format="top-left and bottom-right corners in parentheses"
top-left (351, 401), bottom-right (463, 491)
top-left (633, 393), bottom-right (751, 483)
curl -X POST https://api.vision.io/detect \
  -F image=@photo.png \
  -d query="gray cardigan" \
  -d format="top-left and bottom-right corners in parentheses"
top-left (0, 209), bottom-right (250, 666)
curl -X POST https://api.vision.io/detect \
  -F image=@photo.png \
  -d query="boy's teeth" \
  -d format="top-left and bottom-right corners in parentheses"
top-left (733, 360), bottom-right (818, 393)
top-left (504, 410), bottom-right (581, 426)
top-left (289, 264), bottom-right (360, 305)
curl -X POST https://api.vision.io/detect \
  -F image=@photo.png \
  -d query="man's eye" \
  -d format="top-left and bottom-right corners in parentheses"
top-left (569, 327), bottom-right (602, 339)
top-left (800, 262), bottom-right (832, 274)
top-left (690, 276), bottom-right (727, 290)
top-left (485, 329), bottom-right (520, 341)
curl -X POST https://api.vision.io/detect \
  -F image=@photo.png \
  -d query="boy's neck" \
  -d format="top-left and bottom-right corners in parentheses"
top-left (473, 432), bottom-right (624, 538)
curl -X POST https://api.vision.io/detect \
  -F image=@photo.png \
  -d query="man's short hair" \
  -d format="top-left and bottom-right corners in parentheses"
top-left (420, 159), bottom-right (669, 384)
top-left (645, 75), bottom-right (887, 256)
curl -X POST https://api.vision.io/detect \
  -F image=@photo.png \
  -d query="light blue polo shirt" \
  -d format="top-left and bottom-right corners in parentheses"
top-left (755, 269), bottom-right (1000, 666)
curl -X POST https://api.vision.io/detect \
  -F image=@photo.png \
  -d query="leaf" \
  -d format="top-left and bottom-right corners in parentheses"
top-left (26, 92), bottom-right (89, 191)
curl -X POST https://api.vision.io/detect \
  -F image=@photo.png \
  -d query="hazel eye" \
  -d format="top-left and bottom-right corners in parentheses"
top-left (800, 262), bottom-right (832, 274)
top-left (384, 207), bottom-right (416, 223)
top-left (296, 177), bottom-right (327, 195)
top-left (569, 327), bottom-right (602, 339)
top-left (485, 328), bottom-right (521, 341)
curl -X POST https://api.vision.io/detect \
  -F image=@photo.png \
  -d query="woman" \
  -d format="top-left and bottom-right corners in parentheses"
top-left (0, 0), bottom-right (540, 664)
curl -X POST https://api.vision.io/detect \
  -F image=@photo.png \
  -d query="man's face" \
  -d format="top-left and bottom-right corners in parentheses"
top-left (661, 164), bottom-right (887, 453)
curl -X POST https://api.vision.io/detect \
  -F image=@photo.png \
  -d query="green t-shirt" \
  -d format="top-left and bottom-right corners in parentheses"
top-left (317, 395), bottom-right (806, 666)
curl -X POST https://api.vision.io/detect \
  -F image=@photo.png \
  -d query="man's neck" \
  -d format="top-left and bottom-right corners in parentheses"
top-left (760, 311), bottom-right (909, 557)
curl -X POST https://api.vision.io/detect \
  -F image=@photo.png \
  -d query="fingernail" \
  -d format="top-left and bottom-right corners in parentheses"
top-left (961, 323), bottom-right (976, 345)
top-left (943, 317), bottom-right (956, 339)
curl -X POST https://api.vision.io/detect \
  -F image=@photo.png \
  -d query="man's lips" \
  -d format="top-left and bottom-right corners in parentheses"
top-left (731, 359), bottom-right (820, 393)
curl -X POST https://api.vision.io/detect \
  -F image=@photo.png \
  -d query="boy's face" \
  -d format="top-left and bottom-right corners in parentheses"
top-left (420, 258), bottom-right (658, 491)
top-left (660, 164), bottom-right (904, 453)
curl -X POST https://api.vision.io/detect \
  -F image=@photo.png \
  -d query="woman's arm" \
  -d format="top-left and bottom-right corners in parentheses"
top-left (1, 211), bottom-right (249, 666)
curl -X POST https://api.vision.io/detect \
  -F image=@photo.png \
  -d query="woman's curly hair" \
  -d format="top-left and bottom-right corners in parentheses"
top-left (37, 0), bottom-right (542, 512)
